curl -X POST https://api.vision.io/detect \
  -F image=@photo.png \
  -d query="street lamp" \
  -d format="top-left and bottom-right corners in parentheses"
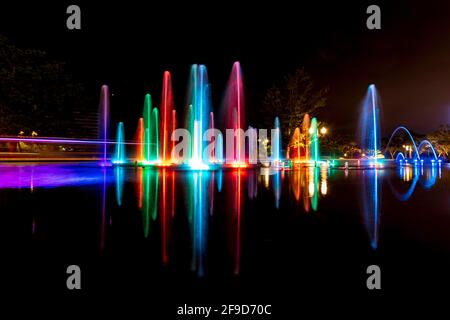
top-left (320, 127), bottom-right (327, 135)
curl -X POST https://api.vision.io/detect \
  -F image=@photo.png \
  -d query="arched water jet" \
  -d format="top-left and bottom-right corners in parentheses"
top-left (417, 140), bottom-right (438, 161)
top-left (395, 152), bottom-right (405, 163)
top-left (385, 126), bottom-right (420, 160)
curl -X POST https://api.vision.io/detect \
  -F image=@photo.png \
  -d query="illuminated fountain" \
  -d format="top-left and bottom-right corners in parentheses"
top-left (303, 114), bottom-right (310, 161)
top-left (186, 64), bottom-right (213, 170)
top-left (206, 112), bottom-right (224, 164)
top-left (188, 171), bottom-right (209, 276)
top-left (309, 117), bottom-right (320, 165)
top-left (108, 62), bottom-right (286, 170)
top-left (361, 168), bottom-right (381, 249)
top-left (140, 168), bottom-right (159, 237)
top-left (287, 113), bottom-right (322, 167)
top-left (160, 71), bottom-right (175, 164)
top-left (272, 117), bottom-right (282, 166)
top-left (359, 84), bottom-right (381, 166)
top-left (136, 117), bottom-right (144, 162)
top-left (99, 85), bottom-right (111, 166)
top-left (289, 127), bottom-right (302, 163)
top-left (113, 122), bottom-right (126, 164)
top-left (359, 85), bottom-right (382, 248)
top-left (221, 62), bottom-right (247, 168)
top-left (142, 94), bottom-right (160, 165)
top-left (385, 126), bottom-right (441, 166)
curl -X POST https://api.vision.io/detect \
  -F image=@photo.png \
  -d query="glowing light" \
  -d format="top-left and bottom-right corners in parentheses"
top-left (320, 127), bottom-right (327, 135)
top-left (222, 61), bottom-right (246, 166)
top-left (310, 117), bottom-right (320, 163)
top-left (115, 167), bottom-right (124, 206)
top-left (386, 126), bottom-right (420, 160)
top-left (308, 181), bottom-right (315, 196)
top-left (143, 94), bottom-right (160, 163)
top-left (137, 118), bottom-right (144, 162)
top-left (113, 122), bottom-right (126, 164)
top-left (141, 168), bottom-right (158, 237)
top-left (272, 117), bottom-right (281, 164)
top-left (185, 64), bottom-right (212, 168)
top-left (100, 85), bottom-right (110, 165)
top-left (360, 85), bottom-right (380, 165)
top-left (320, 166), bottom-right (328, 195)
top-left (161, 71), bottom-right (174, 163)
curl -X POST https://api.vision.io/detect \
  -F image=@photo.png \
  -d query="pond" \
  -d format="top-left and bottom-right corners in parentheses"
top-left (4, 162), bottom-right (450, 301)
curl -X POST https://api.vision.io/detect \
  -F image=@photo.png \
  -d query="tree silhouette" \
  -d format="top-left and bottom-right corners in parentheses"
top-left (0, 35), bottom-right (87, 136)
top-left (261, 68), bottom-right (328, 145)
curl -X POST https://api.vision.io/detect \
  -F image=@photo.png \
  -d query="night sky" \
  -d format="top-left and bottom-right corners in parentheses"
top-left (1, 0), bottom-right (450, 136)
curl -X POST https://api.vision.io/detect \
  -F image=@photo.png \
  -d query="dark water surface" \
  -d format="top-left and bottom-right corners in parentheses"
top-left (3, 163), bottom-right (450, 307)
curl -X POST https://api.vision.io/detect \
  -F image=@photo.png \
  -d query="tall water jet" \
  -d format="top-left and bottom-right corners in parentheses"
top-left (113, 122), bottom-right (126, 164)
top-left (136, 117), bottom-right (144, 162)
top-left (309, 117), bottom-right (320, 164)
top-left (99, 85), bottom-right (110, 165)
top-left (221, 61), bottom-right (246, 166)
top-left (302, 114), bottom-right (310, 161)
top-left (359, 84), bottom-right (381, 164)
top-left (209, 112), bottom-right (216, 162)
top-left (143, 94), bottom-right (152, 163)
top-left (272, 117), bottom-right (281, 164)
top-left (289, 127), bottom-right (301, 163)
top-left (171, 110), bottom-right (177, 162)
top-left (359, 86), bottom-right (383, 247)
top-left (185, 64), bottom-right (212, 169)
top-left (151, 108), bottom-right (159, 161)
top-left (160, 71), bottom-right (175, 163)
top-left (142, 94), bottom-right (160, 164)
top-left (216, 132), bottom-right (224, 163)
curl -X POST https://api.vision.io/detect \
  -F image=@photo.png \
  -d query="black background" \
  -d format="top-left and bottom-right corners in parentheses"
top-left (1, 0), bottom-right (450, 135)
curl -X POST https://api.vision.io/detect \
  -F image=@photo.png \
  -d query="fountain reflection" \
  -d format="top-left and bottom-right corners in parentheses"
top-left (389, 164), bottom-right (440, 201)
top-left (0, 161), bottom-right (445, 276)
top-left (160, 169), bottom-right (175, 265)
top-left (361, 169), bottom-right (381, 250)
top-left (115, 167), bottom-right (124, 206)
top-left (287, 167), bottom-right (325, 212)
top-left (140, 168), bottom-right (159, 238)
top-left (188, 171), bottom-right (209, 276)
